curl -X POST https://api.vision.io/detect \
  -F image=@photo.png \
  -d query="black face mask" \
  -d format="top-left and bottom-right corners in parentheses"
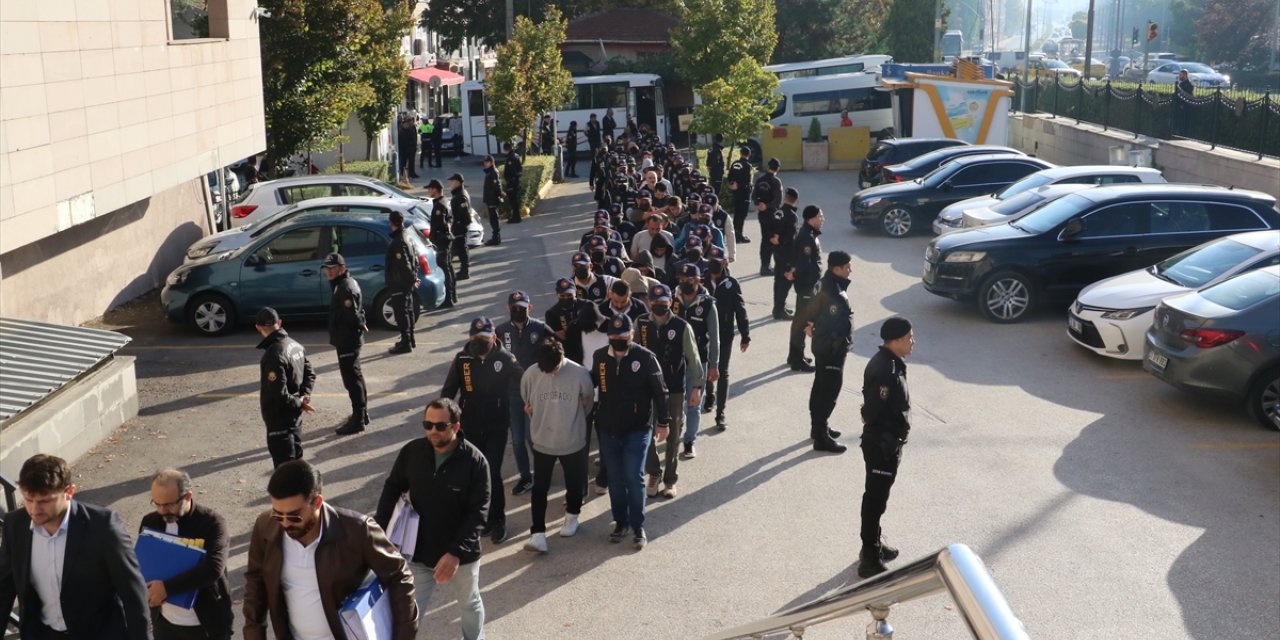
top-left (511, 308), bottom-right (529, 323)
top-left (686, 250), bottom-right (702, 262)
top-left (609, 338), bottom-right (630, 352)
top-left (678, 283), bottom-right (696, 296)
top-left (651, 304), bottom-right (670, 316)
top-left (556, 295), bottom-right (575, 306)
top-left (574, 267), bottom-right (590, 280)
top-left (468, 339), bottom-right (491, 357)
top-left (591, 251), bottom-right (605, 264)
top-left (709, 262), bottom-right (724, 275)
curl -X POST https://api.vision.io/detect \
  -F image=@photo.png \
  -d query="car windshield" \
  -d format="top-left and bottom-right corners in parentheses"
top-left (1009, 193), bottom-right (1093, 233)
top-left (921, 161), bottom-right (962, 187)
top-left (1180, 63), bottom-right (1215, 74)
top-left (991, 190), bottom-right (1050, 215)
top-left (1044, 60), bottom-right (1070, 69)
top-left (995, 174), bottom-right (1053, 200)
top-left (903, 148), bottom-right (960, 170)
top-left (1154, 239), bottom-right (1264, 288)
top-left (245, 203), bottom-right (301, 234)
top-left (1198, 268), bottom-right (1280, 311)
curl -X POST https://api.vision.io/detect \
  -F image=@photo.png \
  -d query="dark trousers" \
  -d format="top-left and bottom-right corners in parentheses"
top-left (154, 611), bottom-right (231, 640)
top-left (788, 285), bottom-right (816, 364)
top-left (707, 329), bottom-right (734, 416)
top-left (486, 205), bottom-right (502, 239)
top-left (399, 147), bottom-right (417, 177)
top-left (505, 186), bottom-right (521, 220)
top-left (732, 200), bottom-right (749, 239)
top-left (859, 432), bottom-right (903, 549)
top-left (390, 286), bottom-right (415, 344)
top-left (419, 141), bottom-right (432, 168)
top-left (757, 210), bottom-right (775, 269)
top-left (465, 425), bottom-right (508, 528)
top-left (266, 421), bottom-right (303, 467)
top-left (565, 148), bottom-right (578, 176)
top-left (434, 240), bottom-right (456, 303)
top-left (593, 418), bottom-right (609, 488)
top-left (772, 268), bottom-right (793, 313)
top-left (711, 176), bottom-right (723, 195)
top-left (808, 350), bottom-right (847, 436)
top-left (452, 235), bottom-right (470, 276)
top-left (336, 347), bottom-right (366, 413)
top-left (530, 445), bottom-right (589, 533)
top-left (430, 139), bottom-right (443, 167)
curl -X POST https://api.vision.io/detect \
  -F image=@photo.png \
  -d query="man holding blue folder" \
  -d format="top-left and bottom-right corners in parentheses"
top-left (137, 469), bottom-right (233, 640)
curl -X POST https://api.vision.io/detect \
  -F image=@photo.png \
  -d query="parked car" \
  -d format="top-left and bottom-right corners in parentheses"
top-left (1146, 61), bottom-right (1231, 88)
top-left (932, 166), bottom-right (1166, 234)
top-left (852, 154), bottom-right (1054, 237)
top-left (185, 197), bottom-right (434, 262)
top-left (1015, 58), bottom-right (1083, 78)
top-left (1068, 57), bottom-right (1107, 78)
top-left (922, 184), bottom-right (1280, 322)
top-left (162, 214), bottom-right (446, 336)
top-left (1143, 265), bottom-right (1280, 430)
top-left (877, 145), bottom-right (1025, 185)
top-left (1070, 230), bottom-right (1280, 360)
top-left (934, 184), bottom-right (1096, 234)
top-left (858, 138), bottom-right (968, 188)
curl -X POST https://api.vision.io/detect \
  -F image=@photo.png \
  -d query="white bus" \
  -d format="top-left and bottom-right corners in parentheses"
top-left (742, 71), bottom-right (892, 160)
top-left (764, 54), bottom-right (894, 80)
top-left (458, 73), bottom-right (666, 157)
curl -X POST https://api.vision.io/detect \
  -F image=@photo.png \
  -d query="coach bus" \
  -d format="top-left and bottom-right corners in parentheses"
top-left (763, 54), bottom-right (894, 80)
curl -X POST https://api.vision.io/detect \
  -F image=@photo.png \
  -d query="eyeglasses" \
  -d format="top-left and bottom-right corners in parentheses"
top-left (422, 420), bottom-right (454, 432)
top-left (269, 511), bottom-right (306, 524)
top-left (150, 496), bottom-right (186, 509)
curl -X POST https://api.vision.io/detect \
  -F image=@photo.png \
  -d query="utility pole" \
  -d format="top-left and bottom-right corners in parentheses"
top-left (934, 0), bottom-right (943, 62)
top-left (1020, 0), bottom-right (1033, 111)
top-left (1083, 0), bottom-right (1096, 79)
top-left (505, 0), bottom-right (514, 40)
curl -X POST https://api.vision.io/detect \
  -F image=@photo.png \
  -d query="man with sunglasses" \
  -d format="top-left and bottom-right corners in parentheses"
top-left (376, 398), bottom-right (490, 640)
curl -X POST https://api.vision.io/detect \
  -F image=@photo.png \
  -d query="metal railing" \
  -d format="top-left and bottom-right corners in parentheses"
top-left (1, 471), bottom-right (18, 631)
top-left (704, 544), bottom-right (1027, 640)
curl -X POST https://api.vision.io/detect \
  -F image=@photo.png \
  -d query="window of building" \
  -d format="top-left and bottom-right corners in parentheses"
top-left (168, 0), bottom-right (229, 40)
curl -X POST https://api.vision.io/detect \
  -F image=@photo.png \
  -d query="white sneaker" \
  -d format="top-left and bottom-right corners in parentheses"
top-left (524, 532), bottom-right (548, 554)
top-left (560, 514), bottom-right (580, 538)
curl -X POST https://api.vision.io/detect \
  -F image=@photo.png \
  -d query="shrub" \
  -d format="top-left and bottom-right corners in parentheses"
top-left (324, 160), bottom-right (389, 182)
top-left (807, 117), bottom-right (823, 142)
top-left (519, 155), bottom-right (556, 214)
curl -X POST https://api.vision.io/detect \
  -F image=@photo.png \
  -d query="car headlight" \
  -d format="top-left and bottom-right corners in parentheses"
top-left (166, 269), bottom-right (190, 286)
top-left (186, 244), bottom-right (213, 259)
top-left (944, 251), bottom-right (986, 263)
top-left (862, 197), bottom-right (883, 208)
top-left (924, 245), bottom-right (940, 262)
top-left (1100, 306), bottom-right (1154, 320)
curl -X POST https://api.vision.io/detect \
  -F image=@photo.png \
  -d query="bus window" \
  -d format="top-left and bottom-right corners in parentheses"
top-left (769, 96), bottom-right (787, 120)
top-left (564, 82), bottom-right (628, 111)
top-left (792, 88), bottom-right (890, 117)
top-left (816, 63), bottom-right (864, 76)
top-left (467, 89), bottom-right (486, 117)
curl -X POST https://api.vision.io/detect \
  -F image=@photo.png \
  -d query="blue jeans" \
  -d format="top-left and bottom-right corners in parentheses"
top-left (508, 391), bottom-right (532, 481)
top-left (599, 428), bottom-right (652, 532)
top-left (684, 371), bottom-right (702, 446)
top-left (411, 560), bottom-right (485, 640)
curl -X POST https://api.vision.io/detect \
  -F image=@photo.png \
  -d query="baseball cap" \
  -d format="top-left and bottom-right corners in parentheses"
top-left (704, 194), bottom-right (718, 206)
top-left (605, 314), bottom-right (633, 336)
top-left (255, 307), bottom-right (280, 326)
top-left (321, 252), bottom-right (345, 267)
top-left (425, 178), bottom-right (444, 191)
top-left (685, 236), bottom-right (703, 249)
top-left (508, 290), bottom-right (530, 308)
top-left (469, 316), bottom-right (495, 338)
top-left (707, 246), bottom-right (727, 262)
top-left (571, 251), bottom-right (591, 266)
top-left (679, 263), bottom-right (701, 280)
top-left (587, 236), bottom-right (607, 251)
top-left (648, 283), bottom-right (672, 303)
top-left (554, 278), bottom-right (575, 295)
top-left (448, 173), bottom-right (465, 183)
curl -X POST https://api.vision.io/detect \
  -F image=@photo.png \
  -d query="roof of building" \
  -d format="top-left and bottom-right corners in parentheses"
top-left (564, 9), bottom-right (679, 45)
top-left (0, 318), bottom-right (131, 424)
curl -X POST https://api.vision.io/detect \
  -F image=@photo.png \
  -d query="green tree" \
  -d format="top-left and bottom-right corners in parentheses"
top-left (422, 0), bottom-right (683, 53)
top-left (356, 1), bottom-right (413, 159)
top-left (690, 58), bottom-right (779, 144)
top-left (671, 0), bottom-right (778, 88)
top-left (848, 0), bottom-right (893, 54)
top-left (884, 0), bottom-right (946, 62)
top-left (1069, 11), bottom-right (1088, 40)
top-left (259, 0), bottom-right (384, 173)
top-left (773, 0), bottom-right (856, 63)
top-left (1197, 0), bottom-right (1274, 68)
top-left (486, 5), bottom-right (574, 147)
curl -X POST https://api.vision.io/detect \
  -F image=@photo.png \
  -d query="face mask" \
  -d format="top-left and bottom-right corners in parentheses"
top-left (686, 250), bottom-right (702, 262)
top-left (468, 339), bottom-right (491, 357)
top-left (591, 251), bottom-right (605, 264)
top-left (709, 262), bottom-right (724, 275)
top-left (678, 283), bottom-right (696, 296)
top-left (557, 295), bottom-right (575, 305)
top-left (651, 304), bottom-right (670, 316)
top-left (511, 308), bottom-right (529, 323)
top-left (609, 338), bottom-right (630, 352)
top-left (574, 267), bottom-right (590, 280)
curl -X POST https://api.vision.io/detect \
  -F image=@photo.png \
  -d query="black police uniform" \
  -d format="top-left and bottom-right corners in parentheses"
top-left (483, 166), bottom-right (504, 246)
top-left (575, 274), bottom-right (616, 304)
top-left (586, 118), bottom-right (602, 153)
top-left (602, 112), bottom-right (617, 141)
top-left (772, 202), bottom-right (799, 315)
top-left (430, 196), bottom-right (457, 304)
top-left (635, 313), bottom-right (693, 486)
top-left (726, 157), bottom-right (752, 240)
top-left (859, 346), bottom-right (911, 555)
top-left (565, 125), bottom-right (579, 177)
top-left (430, 116), bottom-right (446, 167)
top-left (450, 185), bottom-right (473, 278)
top-left (503, 152), bottom-right (523, 221)
top-left (327, 271), bottom-right (367, 423)
top-left (593, 253), bottom-right (626, 278)
top-left (801, 270), bottom-right (853, 443)
top-left (546, 297), bottom-right (594, 365)
top-left (705, 268), bottom-right (750, 423)
top-left (752, 170), bottom-right (783, 272)
top-left (788, 223), bottom-right (823, 367)
top-left (441, 343), bottom-right (524, 532)
top-left (257, 329), bottom-right (316, 467)
top-left (707, 142), bottom-right (725, 193)
top-left (590, 342), bottom-right (670, 530)
top-left (384, 227), bottom-right (418, 348)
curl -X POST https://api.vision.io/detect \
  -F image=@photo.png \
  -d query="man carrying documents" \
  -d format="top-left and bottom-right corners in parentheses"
top-left (137, 469), bottom-right (234, 639)
top-left (243, 460), bottom-right (417, 640)
top-left (376, 398), bottom-right (491, 640)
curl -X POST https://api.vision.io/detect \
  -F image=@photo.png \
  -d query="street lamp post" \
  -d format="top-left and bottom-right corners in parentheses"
top-left (1083, 0), bottom-right (1096, 80)
top-left (1020, 0), bottom-right (1033, 112)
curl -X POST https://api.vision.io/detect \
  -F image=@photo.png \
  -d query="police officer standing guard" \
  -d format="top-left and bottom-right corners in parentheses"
top-left (386, 210), bottom-right (418, 354)
top-left (449, 173), bottom-right (473, 280)
top-left (482, 156), bottom-right (503, 246)
top-left (323, 253), bottom-right (369, 436)
top-left (426, 179), bottom-right (457, 308)
top-left (726, 147), bottom-right (753, 244)
top-left (752, 158), bottom-right (783, 276)
top-left (799, 250), bottom-right (854, 454)
top-left (857, 317), bottom-right (915, 578)
top-left (707, 134), bottom-right (726, 194)
top-left (503, 142), bottom-right (523, 224)
top-left (254, 308), bottom-right (316, 467)
top-left (786, 206), bottom-right (824, 372)
top-left (771, 188), bottom-right (800, 320)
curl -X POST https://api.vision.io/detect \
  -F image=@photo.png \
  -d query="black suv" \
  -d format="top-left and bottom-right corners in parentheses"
top-left (860, 138), bottom-right (968, 188)
top-left (879, 144), bottom-right (1025, 184)
top-left (851, 154), bottom-right (1054, 237)
top-left (922, 184), bottom-right (1280, 322)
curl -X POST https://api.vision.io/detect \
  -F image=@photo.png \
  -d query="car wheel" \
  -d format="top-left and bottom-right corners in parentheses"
top-left (746, 140), bottom-right (763, 166)
top-left (1247, 368), bottom-right (1280, 431)
top-left (978, 271), bottom-right (1036, 323)
top-left (880, 206), bottom-right (915, 237)
top-left (374, 289), bottom-right (422, 330)
top-left (187, 293), bottom-right (236, 336)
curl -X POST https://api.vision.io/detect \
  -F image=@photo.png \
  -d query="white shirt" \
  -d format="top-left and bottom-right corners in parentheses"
top-left (29, 505), bottom-right (71, 631)
top-left (281, 518), bottom-right (335, 640)
top-left (159, 521), bottom-right (203, 627)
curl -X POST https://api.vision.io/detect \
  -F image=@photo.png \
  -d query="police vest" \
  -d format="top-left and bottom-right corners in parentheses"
top-left (673, 294), bottom-right (713, 363)
top-left (636, 315), bottom-right (689, 391)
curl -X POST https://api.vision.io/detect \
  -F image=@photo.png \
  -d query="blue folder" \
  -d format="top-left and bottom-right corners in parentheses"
top-left (135, 528), bottom-right (205, 609)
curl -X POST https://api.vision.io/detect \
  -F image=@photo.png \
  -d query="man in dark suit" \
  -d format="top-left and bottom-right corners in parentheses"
top-left (0, 453), bottom-right (152, 639)
top-left (138, 469), bottom-right (233, 640)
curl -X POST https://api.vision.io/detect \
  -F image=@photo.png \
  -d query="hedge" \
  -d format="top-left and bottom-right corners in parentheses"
top-left (324, 160), bottom-right (390, 182)
top-left (519, 155), bottom-right (556, 214)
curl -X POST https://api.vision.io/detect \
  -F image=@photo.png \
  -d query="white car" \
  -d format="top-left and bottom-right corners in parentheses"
top-left (1068, 230), bottom-right (1280, 360)
top-left (932, 166), bottom-right (1165, 234)
top-left (1146, 62), bottom-right (1231, 88)
top-left (229, 174), bottom-right (484, 246)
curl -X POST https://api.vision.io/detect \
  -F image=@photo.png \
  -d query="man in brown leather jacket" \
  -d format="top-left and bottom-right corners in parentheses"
top-left (242, 460), bottom-right (417, 639)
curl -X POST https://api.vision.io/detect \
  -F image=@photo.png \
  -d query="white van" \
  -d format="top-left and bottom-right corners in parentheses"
top-left (985, 50), bottom-right (1042, 73)
top-left (743, 71), bottom-right (892, 160)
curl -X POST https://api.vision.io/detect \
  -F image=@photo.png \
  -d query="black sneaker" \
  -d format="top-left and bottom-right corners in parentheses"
top-left (789, 361), bottom-right (816, 373)
top-left (512, 478), bottom-right (534, 496)
top-left (609, 524), bottom-right (627, 543)
top-left (633, 528), bottom-right (647, 550)
top-left (334, 416), bottom-right (365, 436)
top-left (679, 442), bottom-right (696, 460)
top-left (484, 237), bottom-right (501, 246)
top-left (456, 272), bottom-right (471, 281)
top-left (388, 342), bottom-right (412, 355)
top-left (857, 553), bottom-right (888, 579)
top-left (715, 414), bottom-right (727, 430)
top-left (489, 524), bottom-right (509, 544)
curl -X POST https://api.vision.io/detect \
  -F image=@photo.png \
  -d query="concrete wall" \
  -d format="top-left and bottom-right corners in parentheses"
top-left (1009, 113), bottom-right (1280, 199)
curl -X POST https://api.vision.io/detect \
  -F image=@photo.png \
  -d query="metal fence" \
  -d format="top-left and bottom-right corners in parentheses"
top-left (1012, 76), bottom-right (1280, 159)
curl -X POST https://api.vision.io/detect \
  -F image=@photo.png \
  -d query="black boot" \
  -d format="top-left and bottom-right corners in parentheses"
top-left (857, 546), bottom-right (889, 578)
top-left (335, 412), bottom-right (366, 435)
top-left (813, 434), bottom-right (847, 454)
top-left (484, 235), bottom-right (501, 246)
top-left (389, 341), bottom-right (412, 355)
top-left (828, 428), bottom-right (843, 439)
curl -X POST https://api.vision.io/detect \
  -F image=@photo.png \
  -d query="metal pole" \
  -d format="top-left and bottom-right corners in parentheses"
top-left (1211, 87), bottom-right (1221, 149)
top-left (1103, 79), bottom-right (1111, 130)
top-left (1020, 0), bottom-right (1033, 112)
top-left (1083, 0), bottom-right (1096, 81)
top-left (1259, 89), bottom-right (1271, 160)
top-left (934, 0), bottom-right (943, 62)
top-left (1135, 84), bottom-right (1143, 139)
top-left (505, 0), bottom-right (513, 40)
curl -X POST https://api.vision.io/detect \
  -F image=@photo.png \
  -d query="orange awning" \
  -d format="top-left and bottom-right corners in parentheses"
top-left (408, 66), bottom-right (465, 87)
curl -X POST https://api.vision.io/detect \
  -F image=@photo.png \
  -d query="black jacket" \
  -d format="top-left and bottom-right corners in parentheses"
top-left (495, 318), bottom-right (551, 369)
top-left (429, 196), bottom-right (453, 244)
top-left (375, 436), bottom-right (490, 567)
top-left (503, 153), bottom-right (522, 190)
top-left (545, 299), bottom-right (594, 365)
top-left (801, 270), bottom-right (853, 360)
top-left (709, 273), bottom-right (750, 345)
top-left (753, 171), bottom-right (783, 210)
top-left (591, 343), bottom-right (670, 434)
top-left (602, 113), bottom-right (617, 140)
top-left (861, 346), bottom-right (911, 441)
top-left (727, 158), bottom-right (752, 202)
top-left (327, 272), bottom-right (365, 351)
top-left (791, 223), bottom-right (823, 292)
top-left (707, 143), bottom-right (725, 179)
top-left (257, 329), bottom-right (316, 428)
top-left (586, 119), bottom-right (602, 146)
top-left (482, 166), bottom-right (502, 206)
top-left (635, 314), bottom-right (692, 392)
top-left (565, 125), bottom-right (579, 151)
top-left (138, 502), bottom-right (234, 634)
top-left (773, 203), bottom-right (800, 270)
top-left (441, 346), bottom-right (524, 434)
top-left (384, 227), bottom-right (417, 289)
top-left (0, 501), bottom-right (151, 640)
top-left (449, 186), bottom-right (472, 236)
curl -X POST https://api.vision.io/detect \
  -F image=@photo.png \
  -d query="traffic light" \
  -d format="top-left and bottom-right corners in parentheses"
top-left (1147, 22), bottom-right (1158, 41)
top-left (1132, 28), bottom-right (1139, 46)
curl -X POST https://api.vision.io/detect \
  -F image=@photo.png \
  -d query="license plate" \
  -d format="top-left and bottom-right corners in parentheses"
top-left (922, 261), bottom-right (935, 284)
top-left (1147, 350), bottom-right (1168, 370)
top-left (1068, 316), bottom-right (1083, 334)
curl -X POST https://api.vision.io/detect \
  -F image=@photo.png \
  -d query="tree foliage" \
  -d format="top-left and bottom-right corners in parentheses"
top-left (1196, 0), bottom-right (1275, 69)
top-left (772, 0), bottom-right (895, 63)
top-left (671, 0), bottom-right (778, 88)
top-left (423, 0), bottom-right (684, 54)
top-left (486, 5), bottom-right (574, 145)
top-left (356, 1), bottom-right (413, 159)
top-left (1069, 11), bottom-right (1088, 40)
top-left (884, 0), bottom-right (946, 62)
top-left (259, 0), bottom-right (384, 173)
top-left (689, 58), bottom-right (778, 144)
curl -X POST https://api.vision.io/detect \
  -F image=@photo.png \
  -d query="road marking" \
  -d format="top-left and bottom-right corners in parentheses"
top-left (196, 391), bottom-right (412, 399)
top-left (128, 342), bottom-right (436, 350)
top-left (1190, 442), bottom-right (1280, 450)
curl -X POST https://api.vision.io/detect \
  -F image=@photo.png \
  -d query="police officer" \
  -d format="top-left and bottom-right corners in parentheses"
top-left (482, 155), bottom-right (503, 245)
top-left (254, 308), bottom-right (316, 467)
top-left (726, 147), bottom-right (753, 243)
top-left (799, 250), bottom-right (854, 454)
top-left (586, 235), bottom-right (626, 278)
top-left (545, 277), bottom-right (594, 365)
top-left (449, 173), bottom-right (473, 280)
top-left (785, 206), bottom-right (824, 372)
top-left (635, 284), bottom-right (702, 500)
top-left (496, 291), bottom-right (549, 497)
top-left (502, 142), bottom-right (523, 224)
top-left (857, 317), bottom-right (915, 578)
top-left (672, 264), bottom-right (717, 460)
top-left (771, 187), bottom-right (801, 320)
top-left (571, 251), bottom-right (616, 304)
top-left (441, 317), bottom-right (525, 544)
top-left (703, 246), bottom-right (749, 428)
top-left (707, 134), bottom-right (726, 194)
top-left (385, 210), bottom-right (418, 354)
top-left (752, 157), bottom-right (783, 276)
top-left (322, 253), bottom-right (369, 435)
top-left (426, 179), bottom-right (457, 307)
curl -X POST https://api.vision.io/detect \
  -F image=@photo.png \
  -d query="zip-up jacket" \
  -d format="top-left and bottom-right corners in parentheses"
top-left (449, 186), bottom-right (472, 237)
top-left (328, 272), bottom-right (365, 351)
top-left (495, 318), bottom-right (550, 369)
top-left (591, 344), bottom-right (669, 435)
top-left (257, 330), bottom-right (316, 428)
top-left (709, 273), bottom-right (750, 346)
top-left (482, 166), bottom-right (502, 206)
top-left (773, 203), bottom-right (799, 270)
top-left (441, 347), bottom-right (523, 434)
top-left (673, 291), bottom-right (719, 367)
top-left (861, 346), bottom-right (911, 441)
top-left (799, 270), bottom-right (854, 360)
top-left (428, 196), bottom-right (453, 245)
top-left (635, 313), bottom-right (703, 392)
top-left (792, 224), bottom-right (823, 292)
top-left (384, 228), bottom-right (417, 289)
